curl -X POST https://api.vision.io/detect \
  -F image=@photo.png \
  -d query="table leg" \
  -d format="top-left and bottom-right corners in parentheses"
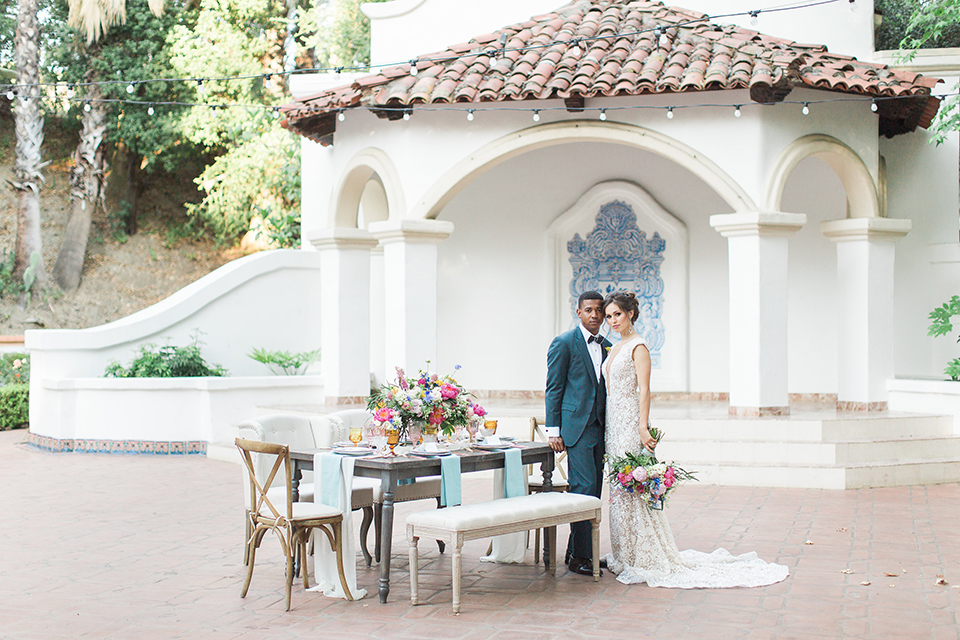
top-left (378, 472), bottom-right (397, 603)
top-left (541, 456), bottom-right (554, 564)
top-left (292, 465), bottom-right (302, 502)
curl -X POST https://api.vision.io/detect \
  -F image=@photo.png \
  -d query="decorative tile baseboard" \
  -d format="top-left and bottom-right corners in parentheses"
top-left (728, 405), bottom-right (791, 417)
top-left (26, 432), bottom-right (206, 455)
top-left (837, 401), bottom-right (888, 412)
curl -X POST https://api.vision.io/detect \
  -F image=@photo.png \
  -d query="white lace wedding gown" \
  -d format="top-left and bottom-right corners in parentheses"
top-left (603, 336), bottom-right (789, 588)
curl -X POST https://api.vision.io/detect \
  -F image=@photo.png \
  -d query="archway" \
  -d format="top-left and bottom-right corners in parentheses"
top-left (763, 134), bottom-right (881, 218)
top-left (330, 148), bottom-right (406, 228)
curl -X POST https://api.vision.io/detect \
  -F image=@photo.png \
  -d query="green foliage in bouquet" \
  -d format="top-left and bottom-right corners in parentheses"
top-left (606, 431), bottom-right (697, 510)
top-left (247, 347), bottom-right (320, 375)
top-left (105, 335), bottom-right (227, 378)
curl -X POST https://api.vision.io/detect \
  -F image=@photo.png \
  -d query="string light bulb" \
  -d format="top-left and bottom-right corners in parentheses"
top-left (802, 102), bottom-right (810, 115)
top-left (147, 103), bottom-right (155, 116)
top-left (532, 110), bottom-right (540, 122)
top-left (467, 109), bottom-right (475, 121)
top-left (870, 99), bottom-right (878, 112)
top-left (569, 38), bottom-right (582, 58)
top-left (196, 79), bottom-right (205, 94)
top-left (403, 110), bottom-right (410, 121)
top-left (749, 10), bottom-right (759, 27)
top-left (5, 90), bottom-right (13, 101)
top-left (849, 0), bottom-right (858, 12)
top-left (338, 109), bottom-right (345, 122)
top-left (83, 101), bottom-right (91, 112)
top-left (599, 108), bottom-right (607, 121)
top-left (272, 108), bottom-right (281, 119)
top-left (66, 84), bottom-right (74, 98)
top-left (410, 59), bottom-right (419, 76)
top-left (734, 105), bottom-right (742, 118)
top-left (666, 107), bottom-right (674, 119)
top-left (126, 82), bottom-right (135, 94)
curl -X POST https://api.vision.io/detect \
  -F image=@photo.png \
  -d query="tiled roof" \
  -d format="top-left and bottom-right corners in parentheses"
top-left (282, 0), bottom-right (941, 143)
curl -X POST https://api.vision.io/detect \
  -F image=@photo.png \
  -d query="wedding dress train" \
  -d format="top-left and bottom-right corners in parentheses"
top-left (603, 336), bottom-right (789, 588)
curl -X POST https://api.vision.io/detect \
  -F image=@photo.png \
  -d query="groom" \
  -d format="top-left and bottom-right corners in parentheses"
top-left (545, 290), bottom-right (611, 576)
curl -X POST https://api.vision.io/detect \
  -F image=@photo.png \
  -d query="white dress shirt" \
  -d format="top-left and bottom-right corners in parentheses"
top-left (545, 325), bottom-right (602, 439)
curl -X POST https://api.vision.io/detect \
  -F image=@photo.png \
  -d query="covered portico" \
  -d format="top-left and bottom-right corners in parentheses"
top-left (282, 0), bottom-right (941, 417)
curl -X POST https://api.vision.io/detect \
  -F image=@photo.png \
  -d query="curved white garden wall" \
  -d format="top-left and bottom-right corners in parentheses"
top-left (26, 250), bottom-right (324, 449)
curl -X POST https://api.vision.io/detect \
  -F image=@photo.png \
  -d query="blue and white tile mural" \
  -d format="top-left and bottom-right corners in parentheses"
top-left (568, 200), bottom-right (665, 367)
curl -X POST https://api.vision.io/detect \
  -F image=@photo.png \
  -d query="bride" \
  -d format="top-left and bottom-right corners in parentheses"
top-left (600, 290), bottom-right (789, 588)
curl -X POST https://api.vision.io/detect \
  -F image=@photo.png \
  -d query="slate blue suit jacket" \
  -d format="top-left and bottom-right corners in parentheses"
top-left (545, 327), bottom-right (611, 447)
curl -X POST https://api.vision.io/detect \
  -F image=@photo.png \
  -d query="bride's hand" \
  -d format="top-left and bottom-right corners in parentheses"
top-left (641, 430), bottom-right (657, 451)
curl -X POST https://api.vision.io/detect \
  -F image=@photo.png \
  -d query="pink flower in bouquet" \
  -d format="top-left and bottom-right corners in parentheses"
top-left (654, 481), bottom-right (666, 497)
top-left (632, 467), bottom-right (648, 483)
top-left (440, 383), bottom-right (459, 399)
top-left (396, 367), bottom-right (409, 390)
top-left (664, 467), bottom-right (676, 488)
top-left (374, 407), bottom-right (395, 422)
top-left (617, 472), bottom-right (631, 486)
top-left (471, 403), bottom-right (486, 417)
top-left (429, 406), bottom-right (445, 425)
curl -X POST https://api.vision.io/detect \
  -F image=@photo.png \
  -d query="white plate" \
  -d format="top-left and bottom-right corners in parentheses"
top-left (474, 442), bottom-right (514, 450)
top-left (334, 447), bottom-right (375, 456)
top-left (409, 449), bottom-right (452, 457)
top-left (334, 441), bottom-right (366, 448)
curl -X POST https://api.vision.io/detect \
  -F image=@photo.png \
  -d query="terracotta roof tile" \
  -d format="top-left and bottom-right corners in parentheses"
top-left (283, 0), bottom-right (941, 140)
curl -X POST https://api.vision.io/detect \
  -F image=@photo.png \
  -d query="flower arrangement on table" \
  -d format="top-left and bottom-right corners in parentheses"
top-left (605, 429), bottom-right (697, 510)
top-left (366, 365), bottom-right (487, 440)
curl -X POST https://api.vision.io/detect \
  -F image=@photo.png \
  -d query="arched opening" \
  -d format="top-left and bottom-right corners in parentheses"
top-left (330, 148), bottom-right (405, 228)
top-left (430, 138), bottom-right (735, 394)
top-left (764, 134), bottom-right (881, 219)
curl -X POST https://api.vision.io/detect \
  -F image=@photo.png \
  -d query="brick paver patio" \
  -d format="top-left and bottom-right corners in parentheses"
top-left (1, 428), bottom-right (958, 639)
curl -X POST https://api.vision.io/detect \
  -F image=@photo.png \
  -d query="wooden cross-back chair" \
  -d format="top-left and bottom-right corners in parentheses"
top-left (527, 417), bottom-right (570, 564)
top-left (236, 438), bottom-right (353, 610)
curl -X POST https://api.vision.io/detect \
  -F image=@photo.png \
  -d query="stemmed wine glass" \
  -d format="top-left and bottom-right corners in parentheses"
top-left (466, 418), bottom-right (479, 443)
top-left (386, 427), bottom-right (400, 455)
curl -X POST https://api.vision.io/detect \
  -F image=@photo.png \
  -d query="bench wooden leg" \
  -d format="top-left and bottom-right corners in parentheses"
top-left (545, 525), bottom-right (556, 575)
top-left (452, 543), bottom-right (462, 614)
top-left (591, 519), bottom-right (600, 582)
top-left (409, 534), bottom-right (420, 605)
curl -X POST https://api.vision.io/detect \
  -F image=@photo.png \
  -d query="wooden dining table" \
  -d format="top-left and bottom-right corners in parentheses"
top-left (291, 441), bottom-right (555, 603)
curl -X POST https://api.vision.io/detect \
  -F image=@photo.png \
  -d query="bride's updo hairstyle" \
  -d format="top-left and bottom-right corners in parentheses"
top-left (602, 290), bottom-right (640, 322)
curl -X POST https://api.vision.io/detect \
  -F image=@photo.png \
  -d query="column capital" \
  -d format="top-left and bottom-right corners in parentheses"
top-left (820, 217), bottom-right (911, 243)
top-left (368, 219), bottom-right (454, 244)
top-left (307, 227), bottom-right (379, 251)
top-left (709, 212), bottom-right (807, 238)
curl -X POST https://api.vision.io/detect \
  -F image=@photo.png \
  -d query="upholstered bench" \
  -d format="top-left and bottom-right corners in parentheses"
top-left (406, 492), bottom-right (602, 613)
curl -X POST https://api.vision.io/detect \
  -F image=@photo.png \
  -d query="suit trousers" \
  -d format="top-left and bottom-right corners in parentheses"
top-left (565, 418), bottom-right (604, 561)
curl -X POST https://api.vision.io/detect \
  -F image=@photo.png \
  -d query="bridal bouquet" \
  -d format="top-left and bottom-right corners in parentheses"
top-left (606, 431), bottom-right (697, 510)
top-left (366, 365), bottom-right (486, 438)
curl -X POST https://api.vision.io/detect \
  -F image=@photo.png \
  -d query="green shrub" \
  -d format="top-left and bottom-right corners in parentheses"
top-left (105, 335), bottom-right (228, 378)
top-left (0, 353), bottom-right (29, 386)
top-left (0, 385), bottom-right (29, 430)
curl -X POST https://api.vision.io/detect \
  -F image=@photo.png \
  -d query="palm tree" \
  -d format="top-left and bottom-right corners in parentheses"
top-left (11, 0), bottom-right (48, 295)
top-left (52, 0), bottom-right (163, 292)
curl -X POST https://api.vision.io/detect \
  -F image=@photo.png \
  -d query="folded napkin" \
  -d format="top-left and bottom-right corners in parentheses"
top-left (481, 447), bottom-right (528, 564)
top-left (439, 454), bottom-right (461, 507)
top-left (308, 452), bottom-right (367, 600)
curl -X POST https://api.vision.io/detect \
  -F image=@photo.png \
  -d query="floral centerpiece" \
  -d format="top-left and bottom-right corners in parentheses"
top-left (366, 365), bottom-right (487, 440)
top-left (605, 429), bottom-right (697, 510)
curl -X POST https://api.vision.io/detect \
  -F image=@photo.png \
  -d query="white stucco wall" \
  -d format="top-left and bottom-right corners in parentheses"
top-left (27, 250), bottom-right (325, 441)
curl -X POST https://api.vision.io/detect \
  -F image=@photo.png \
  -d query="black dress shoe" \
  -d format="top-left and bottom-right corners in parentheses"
top-left (599, 558), bottom-right (608, 569)
top-left (568, 557), bottom-right (602, 576)
top-left (565, 549), bottom-right (572, 565)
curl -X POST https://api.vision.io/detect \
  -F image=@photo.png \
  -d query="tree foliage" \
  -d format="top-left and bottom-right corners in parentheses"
top-left (875, 0), bottom-right (960, 51)
top-left (299, 0), bottom-right (390, 68)
top-left (878, 0), bottom-right (960, 144)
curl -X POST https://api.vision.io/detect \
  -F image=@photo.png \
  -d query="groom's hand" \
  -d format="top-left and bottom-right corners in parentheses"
top-left (549, 436), bottom-right (565, 453)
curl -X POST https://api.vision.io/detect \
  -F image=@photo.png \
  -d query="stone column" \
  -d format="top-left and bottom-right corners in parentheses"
top-left (821, 217), bottom-right (911, 411)
top-left (710, 212), bottom-right (807, 416)
top-left (368, 219), bottom-right (454, 374)
top-left (310, 228), bottom-right (378, 403)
